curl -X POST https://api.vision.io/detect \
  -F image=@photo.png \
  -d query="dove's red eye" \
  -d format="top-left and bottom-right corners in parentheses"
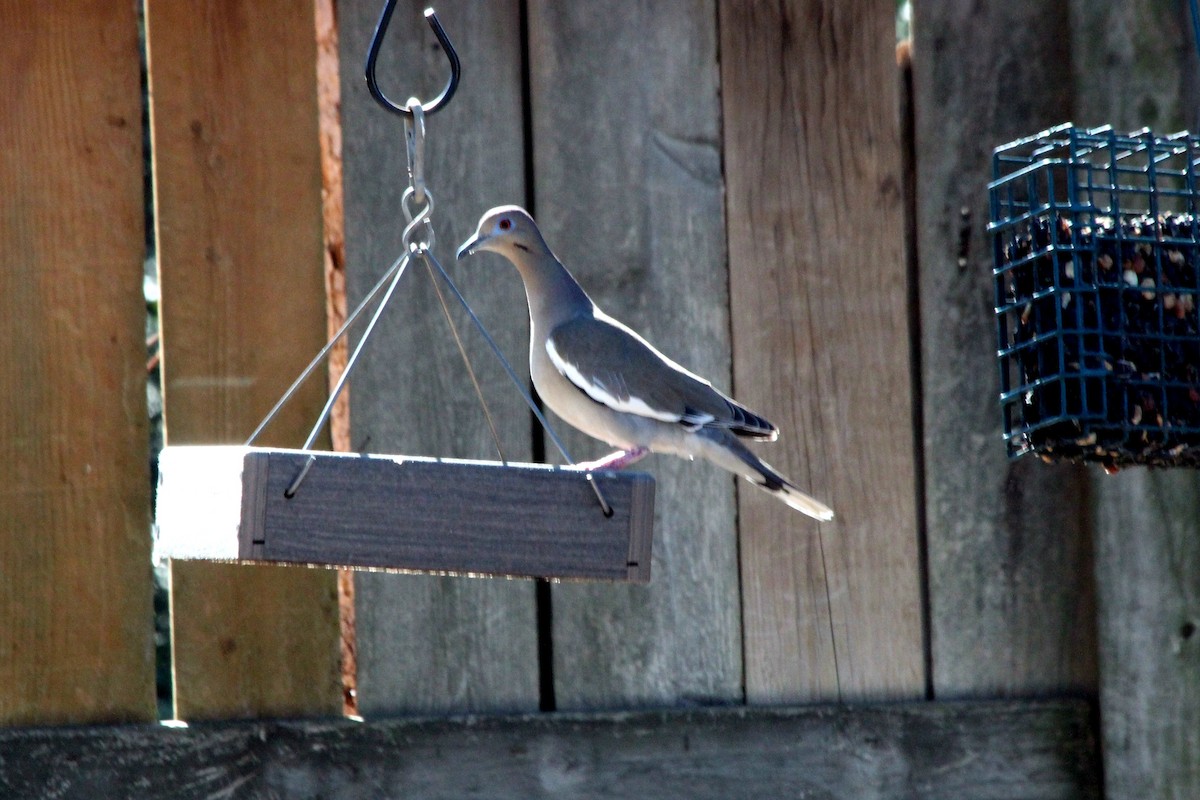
top-left (498, 218), bottom-right (512, 231)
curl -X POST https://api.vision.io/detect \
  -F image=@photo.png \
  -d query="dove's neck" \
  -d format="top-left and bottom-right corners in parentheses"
top-left (510, 247), bottom-right (595, 334)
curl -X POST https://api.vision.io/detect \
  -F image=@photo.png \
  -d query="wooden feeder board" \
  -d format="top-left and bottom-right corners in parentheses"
top-left (156, 446), bottom-right (654, 583)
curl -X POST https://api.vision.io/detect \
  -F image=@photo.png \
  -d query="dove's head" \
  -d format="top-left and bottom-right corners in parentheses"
top-left (456, 205), bottom-right (549, 262)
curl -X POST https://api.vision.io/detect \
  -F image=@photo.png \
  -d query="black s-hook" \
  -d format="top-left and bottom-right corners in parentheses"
top-left (365, 2), bottom-right (461, 117)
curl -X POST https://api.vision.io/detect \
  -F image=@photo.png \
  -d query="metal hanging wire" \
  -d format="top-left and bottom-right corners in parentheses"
top-left (402, 102), bottom-right (506, 463)
top-left (243, 249), bottom-right (409, 447)
top-left (248, 4), bottom-right (613, 516)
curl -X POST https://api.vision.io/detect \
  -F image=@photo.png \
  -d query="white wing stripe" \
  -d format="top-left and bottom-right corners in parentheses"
top-left (546, 337), bottom-right (681, 423)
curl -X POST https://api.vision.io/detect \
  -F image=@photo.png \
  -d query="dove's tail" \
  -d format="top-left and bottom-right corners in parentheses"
top-left (694, 428), bottom-right (834, 522)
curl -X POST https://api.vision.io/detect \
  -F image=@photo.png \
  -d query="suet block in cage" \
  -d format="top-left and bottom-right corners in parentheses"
top-left (990, 124), bottom-right (1200, 468)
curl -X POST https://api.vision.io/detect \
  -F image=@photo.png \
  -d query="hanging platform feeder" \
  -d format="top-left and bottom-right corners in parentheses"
top-left (155, 447), bottom-right (654, 582)
top-left (154, 4), bottom-right (656, 582)
top-left (990, 123), bottom-right (1200, 468)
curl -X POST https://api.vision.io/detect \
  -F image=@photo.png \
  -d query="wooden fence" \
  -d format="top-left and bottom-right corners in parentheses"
top-left (0, 0), bottom-right (1195, 797)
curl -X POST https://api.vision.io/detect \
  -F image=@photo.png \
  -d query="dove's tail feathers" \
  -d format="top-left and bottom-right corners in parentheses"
top-left (722, 402), bottom-right (779, 441)
top-left (767, 480), bottom-right (836, 521)
top-left (694, 429), bottom-right (834, 522)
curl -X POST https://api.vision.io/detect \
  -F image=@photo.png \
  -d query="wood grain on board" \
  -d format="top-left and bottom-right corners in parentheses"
top-left (338, 0), bottom-right (541, 716)
top-left (146, 0), bottom-right (342, 720)
top-left (0, 701), bottom-right (1100, 800)
top-left (721, 0), bottom-right (925, 702)
top-left (0, 0), bottom-right (155, 725)
top-left (911, 0), bottom-right (1098, 698)
top-left (1070, 3), bottom-right (1200, 796)
top-left (528, 0), bottom-right (743, 710)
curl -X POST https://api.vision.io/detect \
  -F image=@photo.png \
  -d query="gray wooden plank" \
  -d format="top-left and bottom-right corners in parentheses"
top-left (1069, 0), bottom-right (1198, 135)
top-left (1093, 471), bottom-right (1200, 800)
top-left (0, 700), bottom-right (1100, 800)
top-left (526, 0), bottom-right (741, 709)
top-left (1069, 4), bottom-right (1200, 797)
top-left (243, 451), bottom-right (653, 582)
top-left (911, 0), bottom-right (1099, 698)
top-left (338, 0), bottom-right (539, 715)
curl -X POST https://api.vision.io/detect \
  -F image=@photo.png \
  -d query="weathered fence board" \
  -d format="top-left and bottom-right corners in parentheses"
top-left (1069, 0), bottom-right (1197, 136)
top-left (911, 0), bottom-right (1099, 698)
top-left (0, 0), bottom-right (155, 725)
top-left (720, 0), bottom-right (925, 703)
top-left (146, 0), bottom-right (342, 719)
top-left (1069, 4), bottom-right (1200, 797)
top-left (0, 700), bottom-right (1100, 800)
top-left (527, 0), bottom-right (743, 710)
top-left (1093, 472), bottom-right (1200, 800)
top-left (338, 0), bottom-right (541, 715)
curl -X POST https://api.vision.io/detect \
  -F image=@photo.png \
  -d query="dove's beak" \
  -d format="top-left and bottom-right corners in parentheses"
top-left (456, 232), bottom-right (483, 260)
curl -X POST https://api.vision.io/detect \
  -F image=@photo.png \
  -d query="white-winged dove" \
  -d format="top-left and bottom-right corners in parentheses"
top-left (457, 205), bottom-right (834, 521)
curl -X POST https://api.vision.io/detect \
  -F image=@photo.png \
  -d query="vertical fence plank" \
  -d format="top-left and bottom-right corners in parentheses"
top-left (1070, 0), bottom-right (1196, 136)
top-left (721, 0), bottom-right (925, 703)
top-left (528, 0), bottom-right (742, 709)
top-left (0, 1), bottom-right (155, 725)
top-left (1070, 3), bottom-right (1200, 796)
top-left (338, 0), bottom-right (539, 715)
top-left (1093, 473), bottom-right (1200, 799)
top-left (911, 0), bottom-right (1099, 699)
top-left (147, 0), bottom-right (342, 719)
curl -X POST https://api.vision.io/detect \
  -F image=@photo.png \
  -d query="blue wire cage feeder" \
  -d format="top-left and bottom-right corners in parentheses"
top-left (990, 124), bottom-right (1200, 468)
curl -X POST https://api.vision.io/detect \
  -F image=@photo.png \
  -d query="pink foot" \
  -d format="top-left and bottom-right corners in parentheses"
top-left (568, 446), bottom-right (649, 472)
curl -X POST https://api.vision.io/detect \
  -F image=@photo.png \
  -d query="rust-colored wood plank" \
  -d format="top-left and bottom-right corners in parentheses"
top-left (0, 1), bottom-right (155, 725)
top-left (721, 0), bottom-right (924, 703)
top-left (528, 0), bottom-right (743, 710)
top-left (338, 0), bottom-right (541, 716)
top-left (314, 0), bottom-right (357, 717)
top-left (145, 0), bottom-right (342, 720)
top-left (911, 0), bottom-right (1098, 698)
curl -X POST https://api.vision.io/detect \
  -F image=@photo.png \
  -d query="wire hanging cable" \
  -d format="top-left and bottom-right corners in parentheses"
top-left (402, 103), bottom-right (507, 462)
top-left (282, 194), bottom-right (430, 498)
top-left (245, 249), bottom-right (410, 446)
top-left (284, 250), bottom-right (413, 497)
top-left (418, 248), bottom-right (573, 462)
top-left (422, 255), bottom-right (507, 462)
top-left (419, 247), bottom-right (613, 516)
top-left (398, 97), bottom-right (610, 511)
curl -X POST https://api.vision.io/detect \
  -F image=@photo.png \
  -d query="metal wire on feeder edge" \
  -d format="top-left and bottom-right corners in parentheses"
top-left (248, 3), bottom-right (614, 515)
